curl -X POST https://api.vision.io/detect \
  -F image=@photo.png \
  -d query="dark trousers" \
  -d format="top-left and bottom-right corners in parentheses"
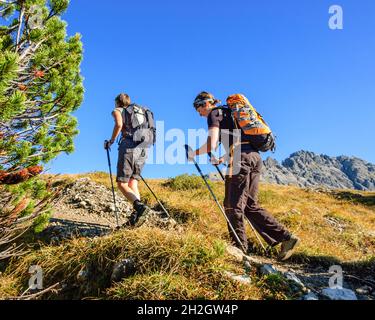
top-left (224, 151), bottom-right (291, 251)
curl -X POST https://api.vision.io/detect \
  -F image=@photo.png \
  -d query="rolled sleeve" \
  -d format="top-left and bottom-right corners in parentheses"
top-left (207, 109), bottom-right (222, 129)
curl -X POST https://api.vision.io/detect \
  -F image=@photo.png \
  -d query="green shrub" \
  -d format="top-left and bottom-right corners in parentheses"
top-left (256, 273), bottom-right (292, 300)
top-left (163, 174), bottom-right (212, 191)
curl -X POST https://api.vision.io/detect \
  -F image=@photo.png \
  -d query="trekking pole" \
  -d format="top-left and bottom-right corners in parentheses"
top-left (140, 175), bottom-right (170, 218)
top-left (105, 141), bottom-right (120, 229)
top-left (185, 145), bottom-right (247, 254)
top-left (208, 152), bottom-right (226, 181)
top-left (208, 152), bottom-right (267, 252)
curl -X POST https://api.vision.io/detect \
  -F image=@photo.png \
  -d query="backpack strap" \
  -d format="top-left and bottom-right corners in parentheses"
top-left (212, 106), bottom-right (225, 116)
top-left (213, 106), bottom-right (240, 131)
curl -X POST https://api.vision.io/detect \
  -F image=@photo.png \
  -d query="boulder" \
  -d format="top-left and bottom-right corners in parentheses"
top-left (321, 287), bottom-right (358, 300)
top-left (224, 272), bottom-right (252, 285)
top-left (260, 264), bottom-right (280, 276)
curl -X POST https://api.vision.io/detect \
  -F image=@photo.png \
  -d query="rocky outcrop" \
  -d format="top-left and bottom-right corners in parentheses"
top-left (42, 178), bottom-right (178, 242)
top-left (261, 151), bottom-right (375, 191)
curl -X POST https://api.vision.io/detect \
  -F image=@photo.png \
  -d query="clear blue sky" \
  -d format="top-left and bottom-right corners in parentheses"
top-left (49, 0), bottom-right (375, 178)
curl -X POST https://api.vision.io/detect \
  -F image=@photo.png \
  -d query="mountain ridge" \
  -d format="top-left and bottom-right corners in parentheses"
top-left (261, 150), bottom-right (375, 191)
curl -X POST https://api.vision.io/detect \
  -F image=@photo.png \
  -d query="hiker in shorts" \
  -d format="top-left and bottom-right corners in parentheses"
top-left (104, 93), bottom-right (152, 227)
top-left (188, 92), bottom-right (300, 261)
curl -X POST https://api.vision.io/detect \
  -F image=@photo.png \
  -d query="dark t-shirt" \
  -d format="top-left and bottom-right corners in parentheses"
top-left (207, 108), bottom-right (254, 153)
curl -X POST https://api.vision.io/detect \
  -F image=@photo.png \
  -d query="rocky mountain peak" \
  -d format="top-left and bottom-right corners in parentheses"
top-left (262, 151), bottom-right (375, 191)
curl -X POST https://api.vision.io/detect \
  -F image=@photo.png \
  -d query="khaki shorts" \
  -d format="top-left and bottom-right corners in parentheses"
top-left (117, 140), bottom-right (148, 183)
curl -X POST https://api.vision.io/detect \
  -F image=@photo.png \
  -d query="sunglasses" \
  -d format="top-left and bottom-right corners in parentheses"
top-left (194, 98), bottom-right (215, 109)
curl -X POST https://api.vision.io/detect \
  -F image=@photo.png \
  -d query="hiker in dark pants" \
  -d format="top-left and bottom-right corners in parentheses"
top-left (104, 93), bottom-right (151, 227)
top-left (189, 92), bottom-right (300, 261)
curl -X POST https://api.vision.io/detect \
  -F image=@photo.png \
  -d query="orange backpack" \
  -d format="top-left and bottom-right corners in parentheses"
top-left (226, 94), bottom-right (276, 152)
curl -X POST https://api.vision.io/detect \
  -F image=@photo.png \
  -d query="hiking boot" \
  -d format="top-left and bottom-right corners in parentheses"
top-left (124, 210), bottom-right (139, 228)
top-left (278, 235), bottom-right (300, 261)
top-left (132, 201), bottom-right (151, 227)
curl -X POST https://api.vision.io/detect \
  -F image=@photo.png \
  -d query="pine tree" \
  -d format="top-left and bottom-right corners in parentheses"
top-left (0, 0), bottom-right (84, 259)
top-left (0, 0), bottom-right (84, 172)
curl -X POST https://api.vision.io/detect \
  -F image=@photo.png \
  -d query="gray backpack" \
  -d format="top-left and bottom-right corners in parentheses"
top-left (116, 104), bottom-right (156, 147)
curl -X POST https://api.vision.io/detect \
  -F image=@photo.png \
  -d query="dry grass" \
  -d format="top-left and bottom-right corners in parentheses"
top-left (48, 172), bottom-right (375, 262)
top-left (2, 172), bottom-right (374, 300)
top-left (107, 270), bottom-right (262, 300)
top-left (0, 275), bottom-right (20, 299)
top-left (3, 227), bottom-right (263, 300)
top-left (130, 176), bottom-right (375, 264)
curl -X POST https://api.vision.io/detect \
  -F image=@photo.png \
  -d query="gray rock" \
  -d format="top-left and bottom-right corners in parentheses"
top-left (226, 246), bottom-right (264, 267)
top-left (321, 287), bottom-right (358, 300)
top-left (302, 292), bottom-right (319, 300)
top-left (51, 177), bottom-right (177, 231)
top-left (111, 258), bottom-right (136, 283)
top-left (224, 272), bottom-right (252, 285)
top-left (79, 201), bottom-right (88, 208)
top-left (260, 151), bottom-right (375, 191)
top-left (142, 212), bottom-right (178, 229)
top-left (226, 245), bottom-right (244, 262)
top-left (260, 264), bottom-right (279, 276)
top-left (284, 272), bottom-right (305, 288)
top-left (108, 204), bottom-right (116, 212)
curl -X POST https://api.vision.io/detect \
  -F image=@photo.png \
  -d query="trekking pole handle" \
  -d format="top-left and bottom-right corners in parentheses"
top-left (208, 152), bottom-right (226, 181)
top-left (184, 145), bottom-right (202, 173)
top-left (104, 140), bottom-right (113, 151)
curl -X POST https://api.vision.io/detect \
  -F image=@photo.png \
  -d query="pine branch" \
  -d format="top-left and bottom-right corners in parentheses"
top-left (13, 113), bottom-right (60, 122)
top-left (34, 149), bottom-right (66, 158)
top-left (0, 6), bottom-right (10, 14)
top-left (19, 39), bottom-right (46, 61)
top-left (15, 3), bottom-right (25, 50)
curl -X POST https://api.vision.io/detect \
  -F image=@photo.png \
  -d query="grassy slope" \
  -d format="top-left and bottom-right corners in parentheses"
top-left (83, 172), bottom-right (375, 262)
top-left (1, 172), bottom-right (374, 300)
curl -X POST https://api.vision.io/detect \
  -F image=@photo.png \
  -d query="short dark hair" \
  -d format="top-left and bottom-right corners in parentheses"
top-left (115, 93), bottom-right (131, 108)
